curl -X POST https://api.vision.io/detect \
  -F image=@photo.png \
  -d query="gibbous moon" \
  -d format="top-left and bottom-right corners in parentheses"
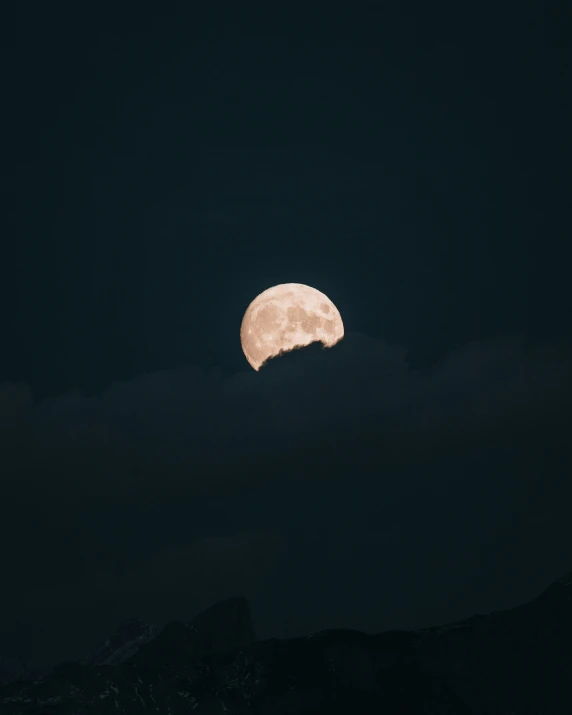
top-left (240, 283), bottom-right (344, 370)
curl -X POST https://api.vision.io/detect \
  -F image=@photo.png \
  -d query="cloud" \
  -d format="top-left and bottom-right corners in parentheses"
top-left (0, 333), bottom-right (570, 503)
top-left (1, 333), bottom-right (570, 663)
top-left (0, 382), bottom-right (34, 422)
top-left (120, 529), bottom-right (285, 617)
top-left (11, 529), bottom-right (284, 626)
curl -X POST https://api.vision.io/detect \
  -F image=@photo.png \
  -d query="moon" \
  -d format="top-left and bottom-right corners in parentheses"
top-left (240, 283), bottom-right (344, 371)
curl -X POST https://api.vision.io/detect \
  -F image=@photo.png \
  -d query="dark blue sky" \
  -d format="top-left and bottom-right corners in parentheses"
top-left (1, 4), bottom-right (571, 669)
top-left (3, 4), bottom-right (570, 396)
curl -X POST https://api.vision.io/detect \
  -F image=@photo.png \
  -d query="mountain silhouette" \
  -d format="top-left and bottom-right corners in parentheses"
top-left (1, 572), bottom-right (570, 713)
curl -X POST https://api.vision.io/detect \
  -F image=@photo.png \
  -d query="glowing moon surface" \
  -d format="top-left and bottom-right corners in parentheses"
top-left (240, 283), bottom-right (344, 370)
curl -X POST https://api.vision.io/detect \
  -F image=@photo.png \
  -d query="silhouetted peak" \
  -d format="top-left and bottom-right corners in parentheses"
top-left (2, 576), bottom-right (572, 713)
top-left (135, 596), bottom-right (255, 665)
top-left (83, 616), bottom-right (156, 666)
top-left (187, 595), bottom-right (255, 655)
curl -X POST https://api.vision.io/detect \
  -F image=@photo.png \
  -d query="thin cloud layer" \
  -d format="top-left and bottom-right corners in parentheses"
top-left (0, 332), bottom-right (570, 665)
top-left (1, 333), bottom-right (570, 502)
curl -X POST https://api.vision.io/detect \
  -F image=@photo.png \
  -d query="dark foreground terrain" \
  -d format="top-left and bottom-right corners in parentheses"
top-left (1, 570), bottom-right (571, 714)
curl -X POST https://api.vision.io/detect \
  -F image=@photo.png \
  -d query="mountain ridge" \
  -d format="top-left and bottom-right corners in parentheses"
top-left (1, 573), bottom-right (570, 713)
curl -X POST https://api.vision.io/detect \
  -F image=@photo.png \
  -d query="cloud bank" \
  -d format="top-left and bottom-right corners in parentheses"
top-left (1, 332), bottom-right (570, 666)
top-left (1, 333), bottom-right (570, 501)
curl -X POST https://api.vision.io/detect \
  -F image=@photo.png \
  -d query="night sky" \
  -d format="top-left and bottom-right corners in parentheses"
top-left (1, 5), bottom-right (571, 669)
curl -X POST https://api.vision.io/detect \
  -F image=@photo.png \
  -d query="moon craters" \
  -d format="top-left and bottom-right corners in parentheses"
top-left (240, 283), bottom-right (344, 370)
